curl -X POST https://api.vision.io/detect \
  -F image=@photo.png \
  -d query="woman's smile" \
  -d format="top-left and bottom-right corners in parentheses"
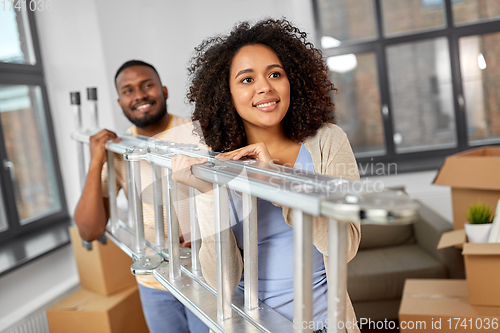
top-left (254, 98), bottom-right (280, 112)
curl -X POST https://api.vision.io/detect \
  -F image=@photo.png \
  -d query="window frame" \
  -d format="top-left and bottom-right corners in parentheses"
top-left (312, 0), bottom-right (500, 175)
top-left (0, 9), bottom-right (69, 244)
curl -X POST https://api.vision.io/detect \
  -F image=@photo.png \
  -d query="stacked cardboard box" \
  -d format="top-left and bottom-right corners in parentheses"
top-left (433, 146), bottom-right (500, 306)
top-left (46, 227), bottom-right (148, 333)
top-left (399, 280), bottom-right (500, 332)
top-left (67, 226), bottom-right (137, 295)
top-left (46, 286), bottom-right (147, 333)
top-left (438, 229), bottom-right (500, 307)
top-left (399, 147), bottom-right (500, 330)
top-left (433, 146), bottom-right (500, 230)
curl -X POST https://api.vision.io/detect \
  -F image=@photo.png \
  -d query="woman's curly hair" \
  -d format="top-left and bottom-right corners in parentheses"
top-left (187, 18), bottom-right (336, 152)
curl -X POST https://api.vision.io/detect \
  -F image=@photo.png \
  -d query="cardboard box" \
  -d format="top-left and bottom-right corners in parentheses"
top-left (46, 285), bottom-right (148, 333)
top-left (438, 229), bottom-right (500, 306)
top-left (69, 226), bottom-right (136, 296)
top-left (399, 279), bottom-right (500, 332)
top-left (433, 147), bottom-right (500, 230)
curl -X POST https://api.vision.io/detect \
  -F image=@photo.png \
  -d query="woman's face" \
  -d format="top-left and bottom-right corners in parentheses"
top-left (229, 44), bottom-right (290, 132)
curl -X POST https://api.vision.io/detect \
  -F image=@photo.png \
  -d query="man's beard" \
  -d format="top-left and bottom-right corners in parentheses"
top-left (124, 103), bottom-right (167, 129)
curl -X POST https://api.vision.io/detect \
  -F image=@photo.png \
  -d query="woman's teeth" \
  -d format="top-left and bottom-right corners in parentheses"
top-left (256, 101), bottom-right (277, 107)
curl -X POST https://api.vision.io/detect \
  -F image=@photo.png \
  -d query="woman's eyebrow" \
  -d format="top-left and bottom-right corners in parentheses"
top-left (235, 68), bottom-right (253, 79)
top-left (267, 64), bottom-right (284, 70)
top-left (235, 64), bottom-right (284, 79)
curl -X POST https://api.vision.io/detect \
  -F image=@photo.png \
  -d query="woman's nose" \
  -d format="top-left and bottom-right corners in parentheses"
top-left (256, 78), bottom-right (273, 94)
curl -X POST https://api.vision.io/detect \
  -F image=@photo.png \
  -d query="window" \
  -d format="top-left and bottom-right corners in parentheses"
top-left (313, 0), bottom-right (500, 174)
top-left (0, 8), bottom-right (68, 245)
top-left (459, 31), bottom-right (500, 145)
top-left (329, 52), bottom-right (385, 156)
top-left (386, 37), bottom-right (457, 153)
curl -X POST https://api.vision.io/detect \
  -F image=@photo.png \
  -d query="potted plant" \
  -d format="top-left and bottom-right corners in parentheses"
top-left (465, 202), bottom-right (495, 243)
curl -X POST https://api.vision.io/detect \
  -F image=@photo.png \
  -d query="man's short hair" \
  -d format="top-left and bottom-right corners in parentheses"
top-left (114, 60), bottom-right (160, 87)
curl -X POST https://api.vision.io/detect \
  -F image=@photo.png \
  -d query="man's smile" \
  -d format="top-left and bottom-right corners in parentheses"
top-left (132, 101), bottom-right (156, 113)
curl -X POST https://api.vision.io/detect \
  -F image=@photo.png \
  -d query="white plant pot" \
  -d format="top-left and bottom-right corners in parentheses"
top-left (465, 223), bottom-right (493, 243)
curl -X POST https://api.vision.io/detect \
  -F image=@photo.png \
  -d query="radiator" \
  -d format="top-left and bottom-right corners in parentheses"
top-left (2, 309), bottom-right (49, 333)
top-left (1, 285), bottom-right (78, 333)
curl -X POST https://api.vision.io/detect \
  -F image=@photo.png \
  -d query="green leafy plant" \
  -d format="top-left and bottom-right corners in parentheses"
top-left (467, 202), bottom-right (494, 224)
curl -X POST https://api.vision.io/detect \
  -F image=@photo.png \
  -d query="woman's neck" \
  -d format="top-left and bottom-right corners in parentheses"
top-left (246, 124), bottom-right (286, 146)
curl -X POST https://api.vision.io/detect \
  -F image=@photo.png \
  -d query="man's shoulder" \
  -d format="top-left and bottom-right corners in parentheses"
top-left (125, 125), bottom-right (136, 135)
top-left (156, 114), bottom-right (203, 146)
top-left (169, 114), bottom-right (191, 127)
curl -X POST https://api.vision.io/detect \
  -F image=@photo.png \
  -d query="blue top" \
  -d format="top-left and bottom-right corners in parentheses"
top-left (229, 143), bottom-right (327, 329)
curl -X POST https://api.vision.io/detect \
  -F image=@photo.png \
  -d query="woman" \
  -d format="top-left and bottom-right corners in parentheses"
top-left (172, 19), bottom-right (360, 333)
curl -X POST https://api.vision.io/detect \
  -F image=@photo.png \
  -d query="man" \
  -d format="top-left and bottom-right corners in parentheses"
top-left (74, 60), bottom-right (208, 333)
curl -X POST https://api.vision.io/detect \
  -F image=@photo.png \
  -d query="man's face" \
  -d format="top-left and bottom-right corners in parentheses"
top-left (116, 65), bottom-right (168, 128)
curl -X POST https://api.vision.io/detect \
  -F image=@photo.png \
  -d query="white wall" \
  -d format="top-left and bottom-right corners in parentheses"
top-left (0, 0), bottom-right (452, 329)
top-left (36, 0), bottom-right (117, 214)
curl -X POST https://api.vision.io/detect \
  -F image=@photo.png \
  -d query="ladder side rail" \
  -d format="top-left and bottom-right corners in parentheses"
top-left (189, 187), bottom-right (202, 274)
top-left (152, 163), bottom-right (166, 250)
top-left (70, 92), bottom-right (87, 191)
top-left (242, 193), bottom-right (258, 310)
top-left (106, 149), bottom-right (119, 233)
top-left (165, 167), bottom-right (181, 280)
top-left (328, 219), bottom-right (348, 333)
top-left (87, 87), bottom-right (98, 130)
top-left (124, 159), bottom-right (137, 230)
top-left (293, 210), bottom-right (314, 333)
top-left (127, 157), bottom-right (146, 257)
top-left (213, 184), bottom-right (233, 321)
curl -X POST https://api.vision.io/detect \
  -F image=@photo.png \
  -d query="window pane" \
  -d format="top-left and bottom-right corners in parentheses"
top-left (317, 0), bottom-right (376, 48)
top-left (328, 53), bottom-right (385, 156)
top-left (459, 32), bottom-right (500, 145)
top-left (382, 0), bottom-right (446, 36)
top-left (0, 9), bottom-right (36, 64)
top-left (387, 38), bottom-right (457, 153)
top-left (0, 85), bottom-right (61, 224)
top-left (453, 0), bottom-right (500, 25)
